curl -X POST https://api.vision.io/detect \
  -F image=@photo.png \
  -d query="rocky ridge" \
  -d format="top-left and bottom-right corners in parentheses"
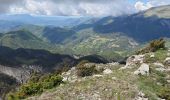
top-left (27, 48), bottom-right (170, 100)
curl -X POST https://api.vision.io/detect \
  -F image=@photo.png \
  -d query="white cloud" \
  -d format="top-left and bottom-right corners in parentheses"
top-left (0, 0), bottom-right (21, 13)
top-left (135, 1), bottom-right (153, 11)
top-left (149, 0), bottom-right (170, 6)
top-left (8, 0), bottom-right (135, 16)
top-left (135, 0), bottom-right (170, 11)
top-left (1, 0), bottom-right (170, 16)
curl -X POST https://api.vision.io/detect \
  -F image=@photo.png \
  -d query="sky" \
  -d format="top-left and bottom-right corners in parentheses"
top-left (0, 0), bottom-right (170, 16)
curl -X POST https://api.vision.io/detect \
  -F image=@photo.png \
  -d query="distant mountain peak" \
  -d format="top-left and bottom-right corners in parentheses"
top-left (143, 5), bottom-right (170, 18)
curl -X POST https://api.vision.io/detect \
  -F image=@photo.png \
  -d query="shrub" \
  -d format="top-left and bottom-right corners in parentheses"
top-left (29, 72), bottom-right (42, 83)
top-left (77, 65), bottom-right (97, 77)
top-left (8, 74), bottom-right (63, 99)
top-left (7, 93), bottom-right (19, 100)
top-left (76, 60), bottom-right (102, 77)
top-left (137, 38), bottom-right (166, 54)
top-left (41, 74), bottom-right (63, 89)
top-left (19, 83), bottom-right (43, 98)
top-left (157, 87), bottom-right (170, 100)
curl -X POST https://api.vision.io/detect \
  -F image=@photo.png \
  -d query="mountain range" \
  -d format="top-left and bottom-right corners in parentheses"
top-left (0, 5), bottom-right (170, 58)
top-left (1, 5), bottom-right (170, 99)
top-left (0, 14), bottom-right (96, 27)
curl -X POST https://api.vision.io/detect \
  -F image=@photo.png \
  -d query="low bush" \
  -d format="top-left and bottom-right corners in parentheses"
top-left (137, 38), bottom-right (166, 54)
top-left (41, 74), bottom-right (63, 89)
top-left (157, 87), bottom-right (170, 100)
top-left (76, 60), bottom-right (103, 77)
top-left (7, 74), bottom-right (63, 99)
top-left (77, 65), bottom-right (97, 77)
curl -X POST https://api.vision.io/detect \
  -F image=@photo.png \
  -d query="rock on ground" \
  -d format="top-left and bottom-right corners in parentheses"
top-left (134, 92), bottom-right (148, 100)
top-left (153, 63), bottom-right (164, 68)
top-left (103, 69), bottom-right (113, 75)
top-left (134, 63), bottom-right (149, 76)
top-left (164, 57), bottom-right (170, 65)
top-left (121, 55), bottom-right (144, 69)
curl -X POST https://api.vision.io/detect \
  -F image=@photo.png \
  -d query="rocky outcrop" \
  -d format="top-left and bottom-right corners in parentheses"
top-left (134, 63), bottom-right (150, 76)
top-left (164, 57), bottom-right (170, 65)
top-left (153, 63), bottom-right (164, 68)
top-left (0, 65), bottom-right (42, 83)
top-left (62, 62), bottom-right (119, 83)
top-left (121, 55), bottom-right (144, 69)
top-left (153, 63), bottom-right (166, 72)
top-left (62, 67), bottom-right (78, 83)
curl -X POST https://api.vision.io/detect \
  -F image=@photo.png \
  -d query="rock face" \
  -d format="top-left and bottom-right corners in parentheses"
top-left (153, 62), bottom-right (166, 72)
top-left (134, 63), bottom-right (150, 76)
top-left (121, 55), bottom-right (144, 69)
top-left (164, 57), bottom-right (170, 65)
top-left (62, 67), bottom-right (78, 83)
top-left (0, 65), bottom-right (42, 83)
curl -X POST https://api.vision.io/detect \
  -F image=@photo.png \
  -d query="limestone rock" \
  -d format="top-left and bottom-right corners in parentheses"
top-left (167, 53), bottom-right (170, 56)
top-left (0, 65), bottom-right (41, 83)
top-left (103, 68), bottom-right (113, 75)
top-left (155, 68), bottom-right (166, 72)
top-left (153, 62), bottom-right (165, 72)
top-left (93, 74), bottom-right (103, 78)
top-left (134, 92), bottom-right (148, 100)
top-left (121, 55), bottom-right (144, 69)
top-left (153, 63), bottom-right (164, 68)
top-left (164, 57), bottom-right (170, 65)
top-left (62, 67), bottom-right (78, 82)
top-left (150, 54), bottom-right (155, 58)
top-left (134, 63), bottom-right (149, 75)
top-left (167, 80), bottom-right (170, 83)
top-left (112, 77), bottom-right (117, 80)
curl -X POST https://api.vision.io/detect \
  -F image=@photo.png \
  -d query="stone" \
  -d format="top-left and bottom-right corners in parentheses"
top-left (93, 74), bottom-right (103, 78)
top-left (155, 68), bottom-right (166, 72)
top-left (135, 92), bottom-right (148, 100)
top-left (153, 63), bottom-right (164, 68)
top-left (103, 68), bottom-right (113, 74)
top-left (108, 62), bottom-right (119, 66)
top-left (164, 57), bottom-right (170, 65)
top-left (62, 77), bottom-right (68, 82)
top-left (138, 92), bottom-right (145, 97)
top-left (167, 80), bottom-right (170, 83)
top-left (135, 97), bottom-right (148, 100)
top-left (166, 68), bottom-right (170, 72)
top-left (121, 55), bottom-right (144, 69)
top-left (112, 77), bottom-right (117, 80)
top-left (134, 63), bottom-right (149, 75)
top-left (167, 53), bottom-right (170, 56)
top-left (150, 54), bottom-right (155, 58)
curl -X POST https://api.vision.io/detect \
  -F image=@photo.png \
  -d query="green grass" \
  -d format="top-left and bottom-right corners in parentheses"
top-left (137, 67), bottom-right (170, 100)
top-left (144, 49), bottom-right (167, 63)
